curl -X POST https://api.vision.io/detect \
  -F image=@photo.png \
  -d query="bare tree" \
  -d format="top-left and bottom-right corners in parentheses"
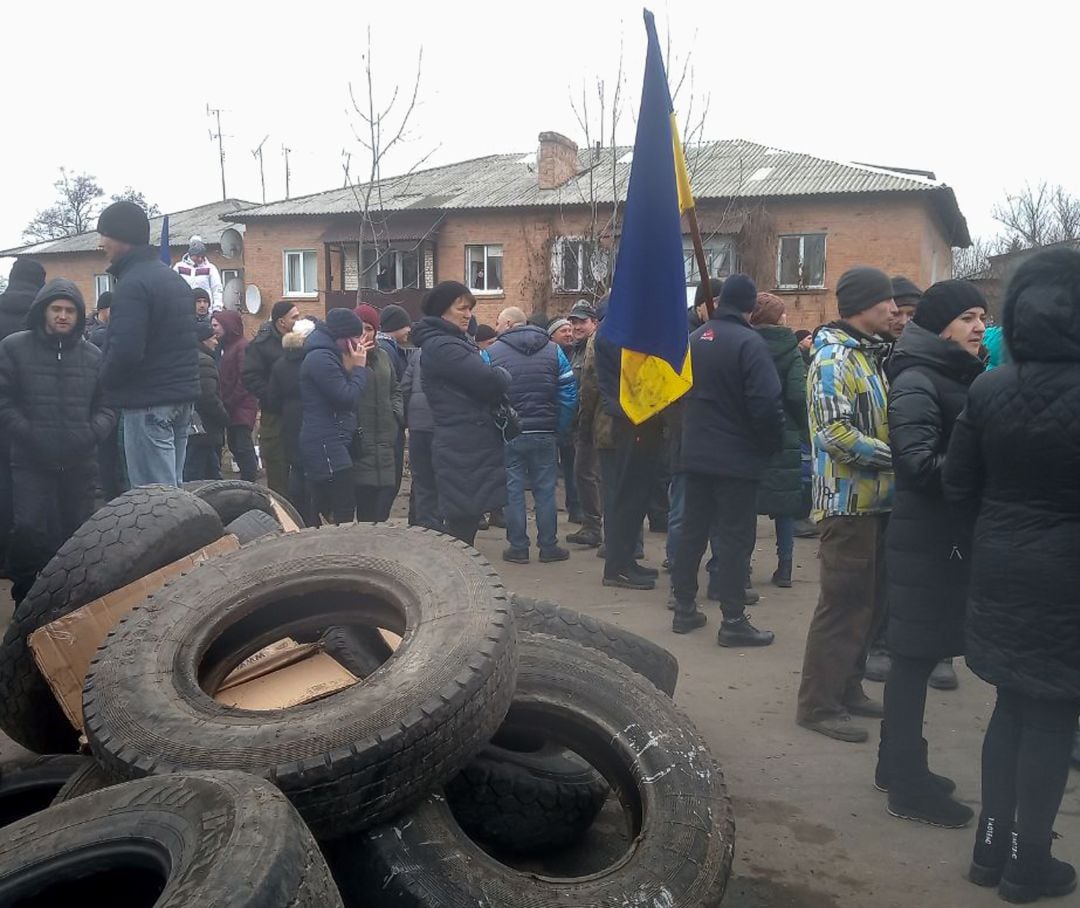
top-left (23, 169), bottom-right (104, 241)
top-left (952, 236), bottom-right (1004, 279)
top-left (992, 181), bottom-right (1080, 248)
top-left (111, 187), bottom-right (161, 217)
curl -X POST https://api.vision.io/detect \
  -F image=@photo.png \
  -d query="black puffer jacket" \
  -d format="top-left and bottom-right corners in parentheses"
top-left (886, 322), bottom-right (984, 659)
top-left (944, 248), bottom-right (1080, 699)
top-left (242, 320), bottom-right (285, 406)
top-left (0, 279), bottom-right (116, 471)
top-left (755, 325), bottom-right (809, 517)
top-left (190, 342), bottom-right (229, 449)
top-left (487, 324), bottom-right (560, 432)
top-left (0, 261), bottom-right (46, 342)
top-left (412, 316), bottom-right (511, 520)
top-left (100, 245), bottom-right (199, 408)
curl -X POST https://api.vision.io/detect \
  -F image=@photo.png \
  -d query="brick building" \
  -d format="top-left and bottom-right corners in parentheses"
top-left (3, 136), bottom-right (969, 335)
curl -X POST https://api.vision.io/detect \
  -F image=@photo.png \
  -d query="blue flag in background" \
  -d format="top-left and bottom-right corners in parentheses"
top-left (159, 214), bottom-right (171, 265)
top-left (597, 8), bottom-right (695, 424)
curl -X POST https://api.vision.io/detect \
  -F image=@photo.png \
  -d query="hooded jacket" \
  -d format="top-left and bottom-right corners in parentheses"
top-left (944, 249), bottom-right (1080, 699)
top-left (0, 264), bottom-right (46, 342)
top-left (101, 245), bottom-right (199, 408)
top-left (299, 321), bottom-right (368, 480)
top-left (885, 322), bottom-right (984, 659)
top-left (755, 323), bottom-right (809, 516)
top-left (353, 344), bottom-right (403, 488)
top-left (487, 324), bottom-right (576, 434)
top-left (173, 254), bottom-right (223, 310)
top-left (267, 333), bottom-right (306, 469)
top-left (214, 310), bottom-right (258, 428)
top-left (242, 320), bottom-right (286, 406)
top-left (412, 316), bottom-right (511, 519)
top-left (807, 322), bottom-right (894, 519)
top-left (0, 279), bottom-right (116, 471)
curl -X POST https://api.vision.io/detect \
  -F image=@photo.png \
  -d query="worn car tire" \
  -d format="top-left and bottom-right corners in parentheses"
top-left (83, 524), bottom-right (517, 839)
top-left (224, 508), bottom-right (283, 545)
top-left (0, 486), bottom-right (225, 753)
top-left (0, 771), bottom-right (343, 907)
top-left (445, 734), bottom-right (608, 854)
top-left (331, 634), bottom-right (734, 906)
top-left (510, 594), bottom-right (679, 696)
top-left (185, 479), bottom-right (276, 525)
top-left (50, 760), bottom-right (121, 805)
top-left (0, 754), bottom-right (90, 827)
top-left (317, 625), bottom-right (395, 678)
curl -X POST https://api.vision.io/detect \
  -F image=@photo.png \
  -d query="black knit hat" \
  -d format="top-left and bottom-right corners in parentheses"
top-left (271, 300), bottom-right (296, 322)
top-left (891, 275), bottom-right (923, 305)
top-left (422, 281), bottom-right (472, 317)
top-left (97, 201), bottom-right (150, 246)
top-left (325, 307), bottom-right (365, 339)
top-left (96, 291), bottom-right (114, 311)
top-left (913, 280), bottom-right (986, 335)
top-left (719, 274), bottom-right (758, 313)
top-left (193, 287), bottom-right (211, 304)
top-left (10, 258), bottom-right (45, 289)
top-left (837, 266), bottom-right (894, 317)
top-left (379, 304), bottom-right (410, 333)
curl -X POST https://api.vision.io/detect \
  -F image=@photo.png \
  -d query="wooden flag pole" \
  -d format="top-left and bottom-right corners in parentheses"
top-left (686, 206), bottom-right (714, 317)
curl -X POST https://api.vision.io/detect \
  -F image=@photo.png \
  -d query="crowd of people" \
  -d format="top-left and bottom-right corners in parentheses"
top-left (0, 195), bottom-right (1078, 901)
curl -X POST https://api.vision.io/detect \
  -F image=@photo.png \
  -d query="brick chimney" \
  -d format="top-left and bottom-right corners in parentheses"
top-left (537, 132), bottom-right (579, 190)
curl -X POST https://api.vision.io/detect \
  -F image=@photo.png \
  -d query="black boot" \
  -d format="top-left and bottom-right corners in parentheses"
top-left (875, 723), bottom-right (956, 794)
top-left (717, 614), bottom-right (774, 647)
top-left (771, 557), bottom-right (793, 588)
top-left (998, 832), bottom-right (1077, 903)
top-left (968, 815), bottom-right (1013, 887)
top-left (886, 768), bottom-right (973, 828)
top-left (672, 601), bottom-right (707, 634)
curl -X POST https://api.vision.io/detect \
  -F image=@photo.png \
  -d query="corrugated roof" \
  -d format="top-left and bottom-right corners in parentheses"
top-left (0, 199), bottom-right (255, 258)
top-left (224, 138), bottom-right (969, 245)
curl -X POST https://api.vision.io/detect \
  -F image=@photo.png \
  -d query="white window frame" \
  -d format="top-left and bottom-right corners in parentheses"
top-left (683, 236), bottom-right (736, 286)
top-left (465, 244), bottom-right (504, 294)
top-left (283, 249), bottom-right (318, 297)
top-left (220, 268), bottom-right (243, 286)
top-left (93, 273), bottom-right (114, 301)
top-left (551, 236), bottom-right (608, 294)
top-left (776, 233), bottom-right (827, 290)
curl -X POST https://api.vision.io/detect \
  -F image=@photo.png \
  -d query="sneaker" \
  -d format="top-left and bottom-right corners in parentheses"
top-left (629, 561), bottom-right (659, 579)
top-left (602, 571), bottom-right (655, 591)
top-left (744, 585), bottom-right (761, 605)
top-left (568, 509), bottom-right (585, 525)
top-left (844, 690), bottom-right (884, 719)
top-left (672, 609), bottom-right (707, 634)
top-left (793, 518), bottom-right (820, 538)
top-left (887, 785), bottom-right (974, 829)
top-left (797, 714), bottom-right (869, 743)
top-left (566, 527), bottom-right (602, 547)
top-left (502, 547), bottom-right (529, 565)
top-left (539, 546), bottom-right (570, 563)
top-left (928, 658), bottom-right (959, 691)
top-left (717, 615), bottom-right (774, 648)
top-left (865, 649), bottom-right (892, 683)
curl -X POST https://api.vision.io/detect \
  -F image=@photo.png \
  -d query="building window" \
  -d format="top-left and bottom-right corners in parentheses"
top-left (466, 244), bottom-right (503, 293)
top-left (360, 246), bottom-right (422, 291)
top-left (776, 234), bottom-right (827, 289)
top-left (93, 274), bottom-right (114, 301)
top-left (683, 236), bottom-right (736, 286)
top-left (284, 249), bottom-right (318, 296)
top-left (551, 237), bottom-right (610, 293)
top-left (221, 268), bottom-right (243, 286)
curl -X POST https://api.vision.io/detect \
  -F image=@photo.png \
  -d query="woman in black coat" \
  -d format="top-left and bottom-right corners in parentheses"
top-left (945, 248), bottom-right (1080, 901)
top-left (267, 324), bottom-right (312, 522)
top-left (183, 323), bottom-right (230, 481)
top-left (878, 281), bottom-right (986, 831)
top-left (410, 282), bottom-right (511, 545)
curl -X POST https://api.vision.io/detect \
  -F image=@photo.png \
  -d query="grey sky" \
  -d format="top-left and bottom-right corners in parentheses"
top-left (2, 0), bottom-right (1076, 267)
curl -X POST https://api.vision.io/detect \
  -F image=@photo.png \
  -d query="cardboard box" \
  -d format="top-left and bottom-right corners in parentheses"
top-left (29, 535), bottom-right (240, 731)
top-left (214, 643), bottom-right (358, 710)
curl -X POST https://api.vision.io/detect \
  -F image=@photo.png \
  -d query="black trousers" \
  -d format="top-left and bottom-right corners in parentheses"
top-left (603, 416), bottom-right (662, 577)
top-left (445, 517), bottom-right (480, 546)
top-left (981, 688), bottom-right (1080, 848)
top-left (355, 485), bottom-right (396, 522)
top-left (882, 654), bottom-right (937, 789)
top-left (227, 426), bottom-right (259, 483)
top-left (408, 430), bottom-right (441, 531)
top-left (183, 443), bottom-right (222, 482)
top-left (671, 473), bottom-right (757, 618)
top-left (308, 468), bottom-right (357, 526)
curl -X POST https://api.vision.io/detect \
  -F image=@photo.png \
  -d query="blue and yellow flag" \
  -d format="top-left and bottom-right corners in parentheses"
top-left (598, 8), bottom-right (695, 425)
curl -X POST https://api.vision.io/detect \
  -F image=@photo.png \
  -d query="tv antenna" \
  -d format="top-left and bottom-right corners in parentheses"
top-left (252, 135), bottom-right (269, 203)
top-left (282, 144), bottom-right (292, 200)
top-left (342, 150), bottom-right (352, 188)
top-left (206, 104), bottom-right (228, 200)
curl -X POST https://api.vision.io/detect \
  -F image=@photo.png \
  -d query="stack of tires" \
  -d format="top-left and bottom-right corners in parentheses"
top-left (0, 484), bottom-right (735, 907)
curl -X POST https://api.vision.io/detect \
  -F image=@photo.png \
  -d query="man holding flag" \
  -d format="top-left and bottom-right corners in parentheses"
top-left (594, 9), bottom-right (698, 591)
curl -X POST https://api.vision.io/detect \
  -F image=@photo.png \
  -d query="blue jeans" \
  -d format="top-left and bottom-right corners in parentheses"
top-left (123, 403), bottom-right (193, 487)
top-left (505, 432), bottom-right (559, 553)
top-left (775, 515), bottom-right (795, 560)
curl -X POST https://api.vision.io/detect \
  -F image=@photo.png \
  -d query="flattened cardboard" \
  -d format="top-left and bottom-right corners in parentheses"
top-left (219, 638), bottom-right (315, 689)
top-left (214, 651), bottom-right (357, 710)
top-left (29, 535), bottom-right (240, 731)
top-left (270, 498), bottom-right (301, 533)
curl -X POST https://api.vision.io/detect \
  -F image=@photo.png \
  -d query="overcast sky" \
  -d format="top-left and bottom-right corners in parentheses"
top-left (2, 0), bottom-right (1076, 271)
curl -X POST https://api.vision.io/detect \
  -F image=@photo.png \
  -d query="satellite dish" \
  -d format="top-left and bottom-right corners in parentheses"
top-left (244, 284), bottom-right (262, 315)
top-left (223, 278), bottom-right (243, 311)
top-left (220, 228), bottom-right (244, 260)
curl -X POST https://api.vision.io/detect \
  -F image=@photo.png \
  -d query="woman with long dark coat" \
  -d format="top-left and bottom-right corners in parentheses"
top-left (410, 282), bottom-right (511, 545)
top-left (945, 248), bottom-right (1080, 902)
top-left (878, 281), bottom-right (986, 831)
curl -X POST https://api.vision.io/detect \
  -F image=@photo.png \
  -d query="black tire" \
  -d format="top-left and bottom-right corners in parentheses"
top-left (0, 771), bottom-right (343, 907)
top-left (224, 508), bottom-right (283, 545)
top-left (0, 754), bottom-right (89, 827)
top-left (0, 486), bottom-right (225, 753)
top-left (510, 594), bottom-right (679, 696)
top-left (185, 479), bottom-right (276, 525)
top-left (50, 760), bottom-right (120, 805)
top-left (331, 634), bottom-right (734, 906)
top-left (83, 524), bottom-right (517, 839)
top-left (318, 625), bottom-right (395, 678)
top-left (445, 734), bottom-right (608, 854)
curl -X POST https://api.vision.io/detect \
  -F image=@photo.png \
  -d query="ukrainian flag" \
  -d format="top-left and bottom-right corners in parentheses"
top-left (598, 8), bottom-right (695, 425)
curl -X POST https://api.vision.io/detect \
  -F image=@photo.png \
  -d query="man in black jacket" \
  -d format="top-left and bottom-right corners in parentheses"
top-left (242, 300), bottom-right (299, 495)
top-left (0, 280), bottom-right (116, 602)
top-left (85, 291), bottom-right (112, 349)
top-left (184, 322), bottom-right (229, 481)
top-left (98, 201), bottom-right (199, 487)
top-left (670, 274), bottom-right (783, 645)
